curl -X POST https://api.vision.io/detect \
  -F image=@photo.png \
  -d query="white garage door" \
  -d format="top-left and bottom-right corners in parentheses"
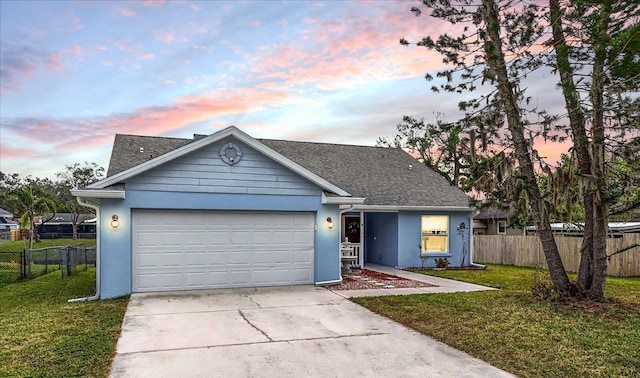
top-left (132, 210), bottom-right (315, 292)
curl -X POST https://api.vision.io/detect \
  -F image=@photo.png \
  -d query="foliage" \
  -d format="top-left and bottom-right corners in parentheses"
top-left (354, 264), bottom-right (640, 377)
top-left (1, 162), bottom-right (105, 240)
top-left (6, 186), bottom-right (56, 250)
top-left (395, 0), bottom-right (639, 300)
top-left (55, 162), bottom-right (104, 239)
top-left (0, 269), bottom-right (128, 377)
top-left (435, 257), bottom-right (450, 269)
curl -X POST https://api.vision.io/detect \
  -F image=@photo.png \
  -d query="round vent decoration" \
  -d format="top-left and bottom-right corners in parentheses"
top-left (220, 142), bottom-right (242, 165)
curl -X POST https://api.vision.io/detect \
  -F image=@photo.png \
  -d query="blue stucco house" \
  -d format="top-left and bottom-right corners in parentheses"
top-left (73, 126), bottom-right (476, 299)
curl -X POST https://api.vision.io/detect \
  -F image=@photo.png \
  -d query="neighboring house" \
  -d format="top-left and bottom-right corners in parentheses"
top-left (0, 207), bottom-right (19, 230)
top-left (36, 213), bottom-right (97, 239)
top-left (73, 126), bottom-right (475, 299)
top-left (473, 208), bottom-right (523, 235)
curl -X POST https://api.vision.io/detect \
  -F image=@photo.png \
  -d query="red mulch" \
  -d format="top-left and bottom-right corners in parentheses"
top-left (327, 269), bottom-right (435, 291)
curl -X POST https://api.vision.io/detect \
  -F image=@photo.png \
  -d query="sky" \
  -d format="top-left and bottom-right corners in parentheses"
top-left (0, 0), bottom-right (567, 180)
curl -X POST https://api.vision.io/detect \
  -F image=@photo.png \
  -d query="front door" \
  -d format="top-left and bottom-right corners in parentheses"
top-left (344, 216), bottom-right (361, 243)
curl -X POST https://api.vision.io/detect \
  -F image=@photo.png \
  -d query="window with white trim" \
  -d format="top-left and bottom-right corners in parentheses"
top-left (421, 215), bottom-right (449, 253)
top-left (498, 220), bottom-right (507, 234)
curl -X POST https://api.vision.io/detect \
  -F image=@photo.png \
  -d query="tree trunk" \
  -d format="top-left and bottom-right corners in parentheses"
top-left (576, 191), bottom-right (594, 291)
top-left (587, 0), bottom-right (612, 300)
top-left (548, 0), bottom-right (597, 295)
top-left (482, 0), bottom-right (571, 293)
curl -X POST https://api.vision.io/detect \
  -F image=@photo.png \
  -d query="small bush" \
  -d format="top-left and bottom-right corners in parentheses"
top-left (530, 270), bottom-right (559, 301)
top-left (435, 257), bottom-right (450, 269)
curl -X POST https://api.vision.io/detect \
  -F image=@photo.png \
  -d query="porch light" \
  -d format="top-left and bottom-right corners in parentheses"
top-left (111, 215), bottom-right (120, 229)
top-left (326, 217), bottom-right (334, 229)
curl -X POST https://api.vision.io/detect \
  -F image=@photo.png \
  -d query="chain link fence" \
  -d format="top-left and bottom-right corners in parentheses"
top-left (0, 251), bottom-right (26, 286)
top-left (0, 244), bottom-right (96, 286)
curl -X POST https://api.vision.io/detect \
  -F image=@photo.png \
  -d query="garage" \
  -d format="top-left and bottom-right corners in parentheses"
top-left (132, 210), bottom-right (315, 292)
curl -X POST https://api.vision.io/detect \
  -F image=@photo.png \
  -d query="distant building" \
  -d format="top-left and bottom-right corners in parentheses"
top-left (0, 207), bottom-right (19, 230)
top-left (473, 208), bottom-right (523, 235)
top-left (37, 213), bottom-right (96, 239)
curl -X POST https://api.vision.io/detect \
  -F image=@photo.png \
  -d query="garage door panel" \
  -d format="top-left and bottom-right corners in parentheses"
top-left (133, 210), bottom-right (315, 292)
top-left (294, 249), bottom-right (313, 263)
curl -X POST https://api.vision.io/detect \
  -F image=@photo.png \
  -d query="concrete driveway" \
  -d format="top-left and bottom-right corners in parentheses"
top-left (110, 286), bottom-right (515, 378)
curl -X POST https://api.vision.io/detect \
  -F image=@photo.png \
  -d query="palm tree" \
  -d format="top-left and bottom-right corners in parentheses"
top-left (7, 185), bottom-right (57, 249)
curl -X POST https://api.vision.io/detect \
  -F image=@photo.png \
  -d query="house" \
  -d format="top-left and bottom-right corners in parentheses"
top-left (72, 126), bottom-right (475, 299)
top-left (0, 207), bottom-right (19, 230)
top-left (36, 213), bottom-right (97, 239)
top-left (473, 208), bottom-right (523, 235)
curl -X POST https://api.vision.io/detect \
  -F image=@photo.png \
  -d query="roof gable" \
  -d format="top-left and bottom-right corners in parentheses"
top-left (90, 126), bottom-right (350, 196)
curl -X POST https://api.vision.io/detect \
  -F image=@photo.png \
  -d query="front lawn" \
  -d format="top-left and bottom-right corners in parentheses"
top-left (0, 238), bottom-right (97, 253)
top-left (353, 264), bottom-right (640, 378)
top-left (0, 268), bottom-right (128, 377)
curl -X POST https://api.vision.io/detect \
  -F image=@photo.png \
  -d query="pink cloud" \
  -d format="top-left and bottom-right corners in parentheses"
top-left (2, 88), bottom-right (294, 153)
top-left (119, 7), bottom-right (137, 17)
top-left (0, 144), bottom-right (39, 159)
top-left (142, 0), bottom-right (165, 8)
top-left (152, 30), bottom-right (188, 44)
top-left (0, 43), bottom-right (65, 94)
top-left (249, 4), bottom-right (449, 92)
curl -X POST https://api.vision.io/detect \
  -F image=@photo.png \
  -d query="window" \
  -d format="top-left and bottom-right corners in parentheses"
top-left (421, 215), bottom-right (449, 253)
top-left (497, 220), bottom-right (507, 234)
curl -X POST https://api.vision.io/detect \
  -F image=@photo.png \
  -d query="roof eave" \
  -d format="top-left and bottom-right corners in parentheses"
top-left (71, 189), bottom-right (126, 199)
top-left (322, 193), bottom-right (366, 205)
top-left (340, 205), bottom-right (473, 212)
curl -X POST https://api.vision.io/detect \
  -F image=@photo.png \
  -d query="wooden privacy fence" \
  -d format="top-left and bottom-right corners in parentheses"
top-left (473, 234), bottom-right (640, 277)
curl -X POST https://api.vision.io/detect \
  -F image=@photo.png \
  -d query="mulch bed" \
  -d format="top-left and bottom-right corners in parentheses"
top-left (327, 269), bottom-right (436, 291)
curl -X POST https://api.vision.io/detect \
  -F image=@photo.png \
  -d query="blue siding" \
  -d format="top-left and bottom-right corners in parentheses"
top-left (396, 211), bottom-right (473, 268)
top-left (126, 137), bottom-right (320, 196)
top-left (364, 213), bottom-right (398, 267)
top-left (98, 191), bottom-right (341, 299)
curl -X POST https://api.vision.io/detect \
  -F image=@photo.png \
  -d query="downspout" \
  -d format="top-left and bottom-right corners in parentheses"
top-left (68, 196), bottom-right (101, 302)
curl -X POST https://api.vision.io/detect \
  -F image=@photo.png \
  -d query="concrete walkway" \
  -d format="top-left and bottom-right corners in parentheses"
top-left (332, 264), bottom-right (497, 298)
top-left (110, 285), bottom-right (515, 378)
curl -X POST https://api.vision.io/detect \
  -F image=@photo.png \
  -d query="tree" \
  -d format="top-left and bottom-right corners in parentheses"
top-left (0, 172), bottom-right (23, 211)
top-left (7, 185), bottom-right (56, 249)
top-left (398, 0), bottom-right (639, 300)
top-left (546, 0), bottom-right (639, 298)
top-left (55, 162), bottom-right (104, 239)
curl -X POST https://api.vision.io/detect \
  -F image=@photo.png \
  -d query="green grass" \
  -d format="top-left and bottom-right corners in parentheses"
top-left (0, 239), bottom-right (96, 287)
top-left (0, 269), bottom-right (129, 377)
top-left (0, 238), bottom-right (97, 253)
top-left (353, 264), bottom-right (640, 378)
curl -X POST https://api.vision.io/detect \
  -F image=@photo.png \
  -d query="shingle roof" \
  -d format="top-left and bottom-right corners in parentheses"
top-left (39, 213), bottom-right (95, 224)
top-left (106, 133), bottom-right (470, 207)
top-left (107, 134), bottom-right (193, 177)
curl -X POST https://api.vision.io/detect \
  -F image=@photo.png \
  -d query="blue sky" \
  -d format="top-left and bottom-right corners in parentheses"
top-left (0, 0), bottom-right (565, 179)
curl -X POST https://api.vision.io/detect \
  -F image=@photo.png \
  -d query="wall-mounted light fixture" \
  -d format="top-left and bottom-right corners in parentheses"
top-left (326, 217), bottom-right (334, 229)
top-left (111, 215), bottom-right (120, 229)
